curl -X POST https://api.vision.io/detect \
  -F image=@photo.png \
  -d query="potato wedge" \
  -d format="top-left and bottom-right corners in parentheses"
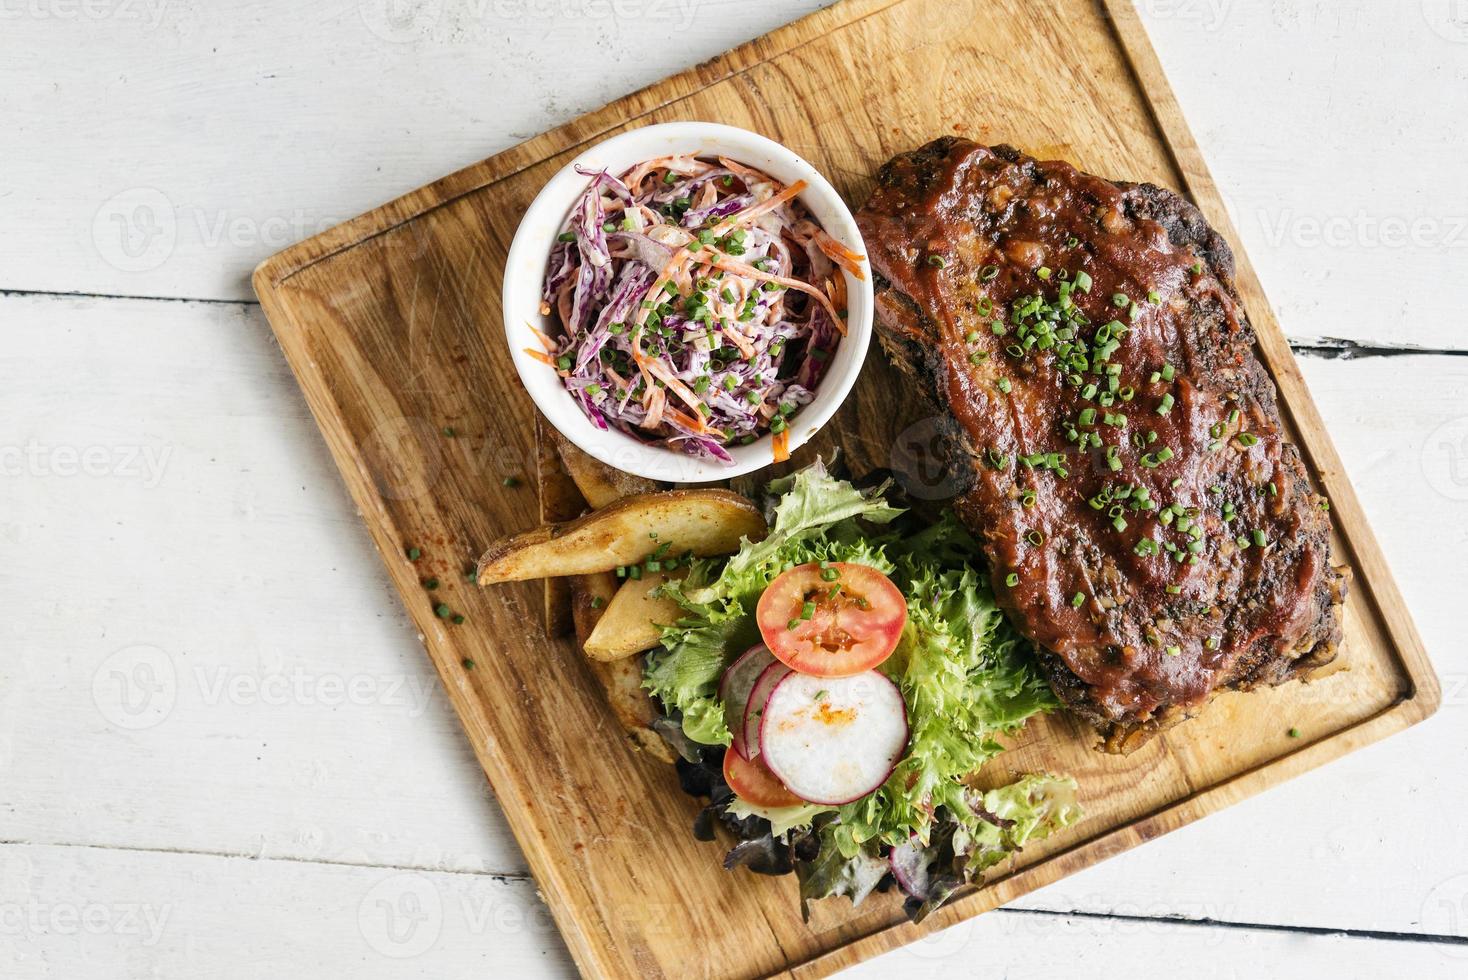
top-left (476, 489), bottom-right (765, 584)
top-left (570, 572), bottom-right (675, 764)
top-left (535, 414), bottom-right (587, 638)
top-left (584, 569), bottom-right (687, 661)
top-left (553, 432), bottom-right (662, 509)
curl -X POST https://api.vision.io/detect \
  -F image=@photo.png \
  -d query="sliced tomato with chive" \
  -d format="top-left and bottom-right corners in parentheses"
top-left (755, 562), bottom-right (906, 677)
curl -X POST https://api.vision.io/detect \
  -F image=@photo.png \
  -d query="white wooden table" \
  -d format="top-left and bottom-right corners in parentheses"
top-left (3, 2), bottom-right (1466, 976)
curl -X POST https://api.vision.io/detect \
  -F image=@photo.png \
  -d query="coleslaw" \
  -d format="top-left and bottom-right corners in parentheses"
top-left (532, 155), bottom-right (864, 463)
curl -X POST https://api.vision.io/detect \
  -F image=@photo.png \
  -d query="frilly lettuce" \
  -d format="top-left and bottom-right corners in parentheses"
top-left (644, 462), bottom-right (1079, 920)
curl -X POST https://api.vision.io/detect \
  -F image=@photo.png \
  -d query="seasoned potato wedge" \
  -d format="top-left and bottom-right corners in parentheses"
top-left (553, 432), bottom-right (662, 509)
top-left (584, 569), bottom-right (687, 662)
top-left (476, 489), bottom-right (765, 584)
top-left (570, 572), bottom-right (675, 764)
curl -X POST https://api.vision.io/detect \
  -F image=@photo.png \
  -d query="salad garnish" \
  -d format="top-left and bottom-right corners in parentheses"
top-left (532, 156), bottom-right (864, 463)
top-left (644, 462), bottom-right (1080, 920)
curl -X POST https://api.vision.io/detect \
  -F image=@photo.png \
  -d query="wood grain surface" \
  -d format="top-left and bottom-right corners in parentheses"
top-left (251, 1), bottom-right (1440, 976)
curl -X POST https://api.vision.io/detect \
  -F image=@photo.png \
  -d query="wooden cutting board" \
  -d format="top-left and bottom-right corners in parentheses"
top-left (252, 1), bottom-right (1439, 976)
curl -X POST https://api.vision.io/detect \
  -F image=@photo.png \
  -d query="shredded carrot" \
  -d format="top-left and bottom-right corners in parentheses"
top-left (713, 179), bottom-right (808, 233)
top-left (639, 357), bottom-right (707, 425)
top-left (641, 385), bottom-right (667, 431)
top-left (527, 323), bottom-right (559, 353)
top-left (666, 406), bottom-right (708, 434)
top-left (632, 249), bottom-right (692, 328)
top-left (771, 429), bottom-right (790, 464)
top-left (720, 324), bottom-right (758, 360)
top-left (706, 254), bottom-right (847, 335)
top-left (716, 156), bottom-right (773, 183)
top-left (813, 229), bottom-right (868, 281)
top-left (524, 348), bottom-right (557, 368)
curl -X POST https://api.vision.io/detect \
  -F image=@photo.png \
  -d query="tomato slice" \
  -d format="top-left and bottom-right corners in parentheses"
top-left (755, 562), bottom-right (907, 677)
top-left (723, 746), bottom-right (804, 808)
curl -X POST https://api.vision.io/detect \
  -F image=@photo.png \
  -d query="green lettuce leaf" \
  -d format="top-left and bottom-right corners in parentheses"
top-left (795, 830), bottom-right (889, 922)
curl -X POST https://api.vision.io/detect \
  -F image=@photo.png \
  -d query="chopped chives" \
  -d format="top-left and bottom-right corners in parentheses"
top-left (1253, 529), bottom-right (1268, 547)
top-left (1005, 572), bottom-right (1020, 587)
top-left (1156, 393), bottom-right (1175, 415)
top-left (1072, 591), bottom-right (1086, 607)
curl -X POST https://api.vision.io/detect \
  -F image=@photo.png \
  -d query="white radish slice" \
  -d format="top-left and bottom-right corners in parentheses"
top-left (742, 660), bottom-right (793, 761)
top-left (759, 670), bottom-right (908, 805)
top-left (718, 644), bottom-right (775, 759)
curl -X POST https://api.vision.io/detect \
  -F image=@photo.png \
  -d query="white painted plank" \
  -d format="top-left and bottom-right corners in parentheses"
top-left (0, 1), bottom-right (1460, 351)
top-left (0, 293), bottom-right (526, 875)
top-left (0, 843), bottom-right (572, 979)
top-left (0, 842), bottom-right (1461, 980)
top-left (1135, 0), bottom-right (1468, 351)
top-left (842, 911), bottom-right (1465, 980)
top-left (0, 0), bottom-right (835, 302)
top-left (3, 291), bottom-right (1465, 943)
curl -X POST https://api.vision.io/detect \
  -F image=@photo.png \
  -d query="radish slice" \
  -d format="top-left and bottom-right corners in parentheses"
top-left (719, 644), bottom-right (775, 759)
top-left (759, 670), bottom-right (908, 805)
top-left (742, 660), bottom-right (793, 761)
top-left (888, 835), bottom-right (931, 900)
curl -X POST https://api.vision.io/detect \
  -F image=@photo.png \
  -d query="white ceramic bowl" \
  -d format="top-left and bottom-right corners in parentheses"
top-left (501, 121), bottom-right (873, 483)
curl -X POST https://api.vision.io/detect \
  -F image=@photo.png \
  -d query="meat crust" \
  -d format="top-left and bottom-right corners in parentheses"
top-left (856, 138), bottom-right (1344, 751)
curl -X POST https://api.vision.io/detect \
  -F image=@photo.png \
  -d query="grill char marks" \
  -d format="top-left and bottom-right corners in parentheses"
top-left (857, 138), bottom-right (1344, 752)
